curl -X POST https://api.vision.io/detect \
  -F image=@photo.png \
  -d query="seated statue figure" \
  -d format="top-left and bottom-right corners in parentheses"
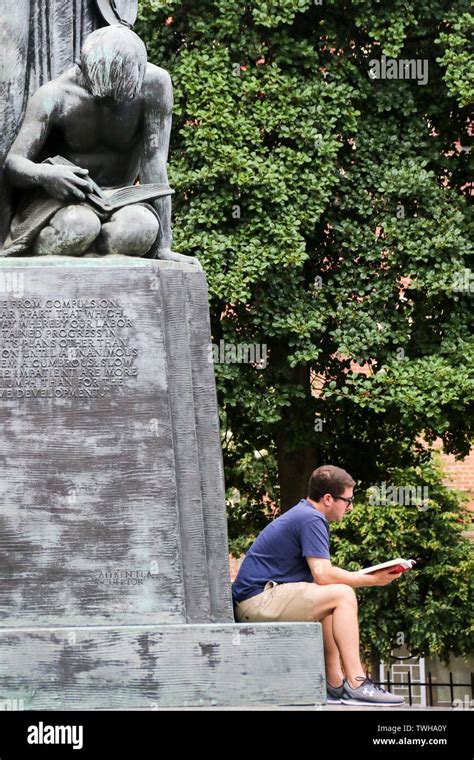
top-left (1, 24), bottom-right (200, 267)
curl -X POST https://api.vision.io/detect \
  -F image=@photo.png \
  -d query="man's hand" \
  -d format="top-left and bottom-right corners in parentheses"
top-left (362, 568), bottom-right (405, 587)
top-left (307, 557), bottom-right (405, 588)
top-left (157, 247), bottom-right (203, 271)
top-left (38, 164), bottom-right (93, 202)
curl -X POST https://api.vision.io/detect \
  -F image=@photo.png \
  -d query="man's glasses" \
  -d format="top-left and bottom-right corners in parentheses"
top-left (335, 495), bottom-right (354, 506)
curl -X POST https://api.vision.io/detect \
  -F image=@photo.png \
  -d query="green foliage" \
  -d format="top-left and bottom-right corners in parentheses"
top-left (137, 0), bottom-right (473, 658)
top-left (224, 442), bottom-right (278, 556)
top-left (436, 11), bottom-right (474, 107)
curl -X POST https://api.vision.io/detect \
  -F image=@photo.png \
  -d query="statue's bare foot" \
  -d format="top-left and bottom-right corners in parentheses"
top-left (157, 248), bottom-right (203, 271)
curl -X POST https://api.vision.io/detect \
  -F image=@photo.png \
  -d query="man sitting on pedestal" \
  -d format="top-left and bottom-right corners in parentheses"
top-left (233, 464), bottom-right (406, 706)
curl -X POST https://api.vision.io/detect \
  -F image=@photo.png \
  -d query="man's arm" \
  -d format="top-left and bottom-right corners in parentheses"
top-left (5, 84), bottom-right (92, 200)
top-left (307, 557), bottom-right (403, 589)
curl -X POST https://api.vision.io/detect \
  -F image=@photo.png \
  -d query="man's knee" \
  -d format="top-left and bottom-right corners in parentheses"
top-left (334, 585), bottom-right (357, 605)
top-left (312, 584), bottom-right (357, 619)
top-left (98, 205), bottom-right (159, 256)
top-left (34, 204), bottom-right (101, 256)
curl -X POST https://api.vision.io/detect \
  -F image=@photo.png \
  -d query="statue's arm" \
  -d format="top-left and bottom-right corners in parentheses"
top-left (5, 85), bottom-right (92, 201)
top-left (140, 66), bottom-right (174, 254)
top-left (140, 66), bottom-right (202, 268)
top-left (5, 87), bottom-right (56, 188)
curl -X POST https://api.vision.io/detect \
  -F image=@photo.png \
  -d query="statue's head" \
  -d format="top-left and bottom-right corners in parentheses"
top-left (80, 25), bottom-right (147, 101)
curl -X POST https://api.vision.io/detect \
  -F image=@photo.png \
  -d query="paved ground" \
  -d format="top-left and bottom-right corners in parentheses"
top-left (151, 704), bottom-right (453, 711)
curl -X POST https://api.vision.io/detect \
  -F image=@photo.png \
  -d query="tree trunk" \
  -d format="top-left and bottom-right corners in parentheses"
top-left (275, 362), bottom-right (318, 511)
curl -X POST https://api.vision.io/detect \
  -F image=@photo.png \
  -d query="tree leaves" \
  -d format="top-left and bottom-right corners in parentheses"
top-left (137, 0), bottom-right (473, 659)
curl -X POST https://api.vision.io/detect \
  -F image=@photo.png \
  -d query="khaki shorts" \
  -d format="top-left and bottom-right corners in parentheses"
top-left (234, 580), bottom-right (321, 623)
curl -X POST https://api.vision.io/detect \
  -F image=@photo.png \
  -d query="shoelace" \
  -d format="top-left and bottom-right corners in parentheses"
top-left (353, 676), bottom-right (387, 693)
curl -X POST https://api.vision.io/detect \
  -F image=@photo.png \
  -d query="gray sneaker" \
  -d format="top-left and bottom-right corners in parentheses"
top-left (327, 682), bottom-right (344, 704)
top-left (341, 677), bottom-right (405, 706)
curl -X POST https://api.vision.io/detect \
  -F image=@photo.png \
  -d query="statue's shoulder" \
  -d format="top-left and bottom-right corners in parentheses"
top-left (143, 63), bottom-right (172, 95)
top-left (30, 66), bottom-right (82, 108)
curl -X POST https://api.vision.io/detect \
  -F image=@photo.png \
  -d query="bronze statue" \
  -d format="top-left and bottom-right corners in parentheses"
top-left (0, 0), bottom-right (97, 244)
top-left (0, 6), bottom-right (200, 267)
top-left (95, 0), bottom-right (137, 26)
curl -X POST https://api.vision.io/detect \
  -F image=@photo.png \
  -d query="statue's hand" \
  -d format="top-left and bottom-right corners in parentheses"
top-left (157, 248), bottom-right (203, 271)
top-left (38, 165), bottom-right (94, 202)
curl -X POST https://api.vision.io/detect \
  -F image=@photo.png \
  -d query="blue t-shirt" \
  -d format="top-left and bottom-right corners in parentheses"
top-left (232, 499), bottom-right (330, 603)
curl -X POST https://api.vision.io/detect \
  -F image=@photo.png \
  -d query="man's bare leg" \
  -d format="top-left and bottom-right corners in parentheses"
top-left (321, 614), bottom-right (344, 687)
top-left (312, 584), bottom-right (366, 688)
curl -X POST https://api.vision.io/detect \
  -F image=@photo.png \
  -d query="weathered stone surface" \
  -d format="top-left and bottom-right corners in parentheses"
top-left (0, 622), bottom-right (325, 708)
top-left (0, 257), bottom-right (233, 628)
top-left (0, 256), bottom-right (326, 708)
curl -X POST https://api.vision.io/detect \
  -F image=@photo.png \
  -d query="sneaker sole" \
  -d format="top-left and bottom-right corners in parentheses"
top-left (340, 698), bottom-right (405, 706)
top-left (326, 697), bottom-right (343, 704)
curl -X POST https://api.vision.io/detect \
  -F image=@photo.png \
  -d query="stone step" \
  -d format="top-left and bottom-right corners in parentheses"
top-left (0, 622), bottom-right (326, 708)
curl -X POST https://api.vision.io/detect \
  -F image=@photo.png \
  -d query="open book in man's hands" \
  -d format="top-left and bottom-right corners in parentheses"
top-left (360, 558), bottom-right (416, 575)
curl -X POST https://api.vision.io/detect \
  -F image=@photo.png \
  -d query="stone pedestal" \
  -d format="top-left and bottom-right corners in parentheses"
top-left (0, 256), bottom-right (325, 708)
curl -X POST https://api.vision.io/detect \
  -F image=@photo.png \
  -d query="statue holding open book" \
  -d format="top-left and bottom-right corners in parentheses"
top-left (1, 22), bottom-right (201, 268)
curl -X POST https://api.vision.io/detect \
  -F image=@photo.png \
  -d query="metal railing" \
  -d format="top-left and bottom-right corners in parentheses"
top-left (375, 671), bottom-right (474, 707)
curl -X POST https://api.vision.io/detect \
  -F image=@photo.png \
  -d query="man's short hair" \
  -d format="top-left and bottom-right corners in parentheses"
top-left (308, 465), bottom-right (355, 501)
top-left (80, 25), bottom-right (147, 101)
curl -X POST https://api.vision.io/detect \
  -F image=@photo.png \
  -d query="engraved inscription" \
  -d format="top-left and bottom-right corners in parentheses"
top-left (0, 298), bottom-right (138, 398)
